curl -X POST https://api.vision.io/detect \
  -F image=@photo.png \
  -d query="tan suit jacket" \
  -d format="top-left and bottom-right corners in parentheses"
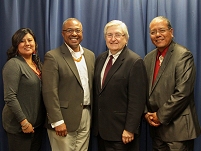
top-left (42, 43), bottom-right (95, 131)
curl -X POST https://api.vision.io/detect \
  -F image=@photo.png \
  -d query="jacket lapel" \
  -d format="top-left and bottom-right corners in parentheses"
top-left (60, 44), bottom-right (82, 87)
top-left (96, 53), bottom-right (108, 93)
top-left (151, 43), bottom-right (174, 94)
top-left (101, 47), bottom-right (126, 91)
top-left (83, 48), bottom-right (94, 90)
top-left (148, 49), bottom-right (157, 95)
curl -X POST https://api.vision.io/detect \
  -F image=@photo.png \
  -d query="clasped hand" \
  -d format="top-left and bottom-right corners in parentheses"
top-left (145, 112), bottom-right (161, 127)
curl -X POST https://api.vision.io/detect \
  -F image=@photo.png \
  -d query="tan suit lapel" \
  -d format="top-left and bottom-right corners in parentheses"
top-left (60, 44), bottom-right (82, 87)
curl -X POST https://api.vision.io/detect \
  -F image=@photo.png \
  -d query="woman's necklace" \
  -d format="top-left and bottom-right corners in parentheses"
top-left (26, 60), bottom-right (36, 69)
top-left (26, 61), bottom-right (41, 78)
top-left (28, 62), bottom-right (36, 68)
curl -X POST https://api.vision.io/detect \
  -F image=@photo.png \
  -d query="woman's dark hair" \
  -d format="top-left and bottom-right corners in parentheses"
top-left (7, 28), bottom-right (42, 71)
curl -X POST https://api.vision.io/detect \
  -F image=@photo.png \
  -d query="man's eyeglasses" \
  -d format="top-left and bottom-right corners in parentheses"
top-left (149, 28), bottom-right (171, 35)
top-left (106, 33), bottom-right (125, 39)
top-left (63, 29), bottom-right (82, 34)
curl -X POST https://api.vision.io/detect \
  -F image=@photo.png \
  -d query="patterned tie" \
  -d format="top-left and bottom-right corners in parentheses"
top-left (102, 55), bottom-right (113, 85)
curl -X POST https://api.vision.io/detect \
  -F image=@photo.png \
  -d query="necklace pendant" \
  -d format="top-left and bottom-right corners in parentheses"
top-left (73, 55), bottom-right (82, 62)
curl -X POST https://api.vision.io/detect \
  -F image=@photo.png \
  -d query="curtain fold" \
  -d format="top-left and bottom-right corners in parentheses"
top-left (0, 0), bottom-right (200, 150)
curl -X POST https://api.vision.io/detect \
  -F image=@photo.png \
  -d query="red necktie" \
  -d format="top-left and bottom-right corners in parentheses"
top-left (152, 52), bottom-right (162, 84)
top-left (102, 55), bottom-right (113, 85)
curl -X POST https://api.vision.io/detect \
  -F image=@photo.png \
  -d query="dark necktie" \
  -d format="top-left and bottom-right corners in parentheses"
top-left (102, 55), bottom-right (113, 85)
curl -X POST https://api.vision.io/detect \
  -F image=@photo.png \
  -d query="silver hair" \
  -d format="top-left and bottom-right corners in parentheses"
top-left (104, 20), bottom-right (129, 41)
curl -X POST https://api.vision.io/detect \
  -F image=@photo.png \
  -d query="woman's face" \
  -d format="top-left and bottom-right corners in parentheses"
top-left (18, 33), bottom-right (36, 58)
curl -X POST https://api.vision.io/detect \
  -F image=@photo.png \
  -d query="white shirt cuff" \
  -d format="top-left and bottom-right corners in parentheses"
top-left (51, 120), bottom-right (64, 128)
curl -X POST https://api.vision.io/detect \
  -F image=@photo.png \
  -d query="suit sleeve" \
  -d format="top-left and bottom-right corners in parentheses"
top-left (42, 52), bottom-right (63, 123)
top-left (157, 51), bottom-right (195, 125)
top-left (125, 58), bottom-right (147, 134)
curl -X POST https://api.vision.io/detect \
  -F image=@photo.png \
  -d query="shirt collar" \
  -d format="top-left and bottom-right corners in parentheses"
top-left (108, 49), bottom-right (122, 60)
top-left (64, 43), bottom-right (84, 56)
top-left (157, 46), bottom-right (169, 57)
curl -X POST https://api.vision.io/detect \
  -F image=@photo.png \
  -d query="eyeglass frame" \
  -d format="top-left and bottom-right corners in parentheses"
top-left (149, 28), bottom-right (172, 35)
top-left (62, 28), bottom-right (82, 34)
top-left (105, 32), bottom-right (125, 39)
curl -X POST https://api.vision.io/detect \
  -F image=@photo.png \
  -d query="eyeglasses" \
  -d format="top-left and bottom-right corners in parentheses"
top-left (149, 28), bottom-right (171, 35)
top-left (106, 33), bottom-right (125, 39)
top-left (63, 28), bottom-right (82, 34)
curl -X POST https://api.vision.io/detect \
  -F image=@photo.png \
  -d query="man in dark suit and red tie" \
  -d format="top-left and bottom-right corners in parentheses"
top-left (92, 20), bottom-right (147, 151)
top-left (144, 16), bottom-right (201, 151)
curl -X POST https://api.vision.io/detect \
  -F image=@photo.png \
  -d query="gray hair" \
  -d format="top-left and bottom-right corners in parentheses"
top-left (150, 16), bottom-right (172, 29)
top-left (104, 20), bottom-right (129, 41)
top-left (62, 18), bottom-right (83, 30)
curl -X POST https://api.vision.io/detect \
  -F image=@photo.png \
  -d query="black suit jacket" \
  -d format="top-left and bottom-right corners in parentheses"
top-left (93, 46), bottom-right (147, 141)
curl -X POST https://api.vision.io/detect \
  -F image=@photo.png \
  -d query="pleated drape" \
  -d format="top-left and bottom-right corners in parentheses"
top-left (0, 0), bottom-right (200, 150)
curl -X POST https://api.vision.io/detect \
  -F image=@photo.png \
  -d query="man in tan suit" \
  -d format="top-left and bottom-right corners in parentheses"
top-left (42, 18), bottom-right (95, 151)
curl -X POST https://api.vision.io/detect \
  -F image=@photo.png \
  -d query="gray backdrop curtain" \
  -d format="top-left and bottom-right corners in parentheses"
top-left (0, 0), bottom-right (200, 150)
